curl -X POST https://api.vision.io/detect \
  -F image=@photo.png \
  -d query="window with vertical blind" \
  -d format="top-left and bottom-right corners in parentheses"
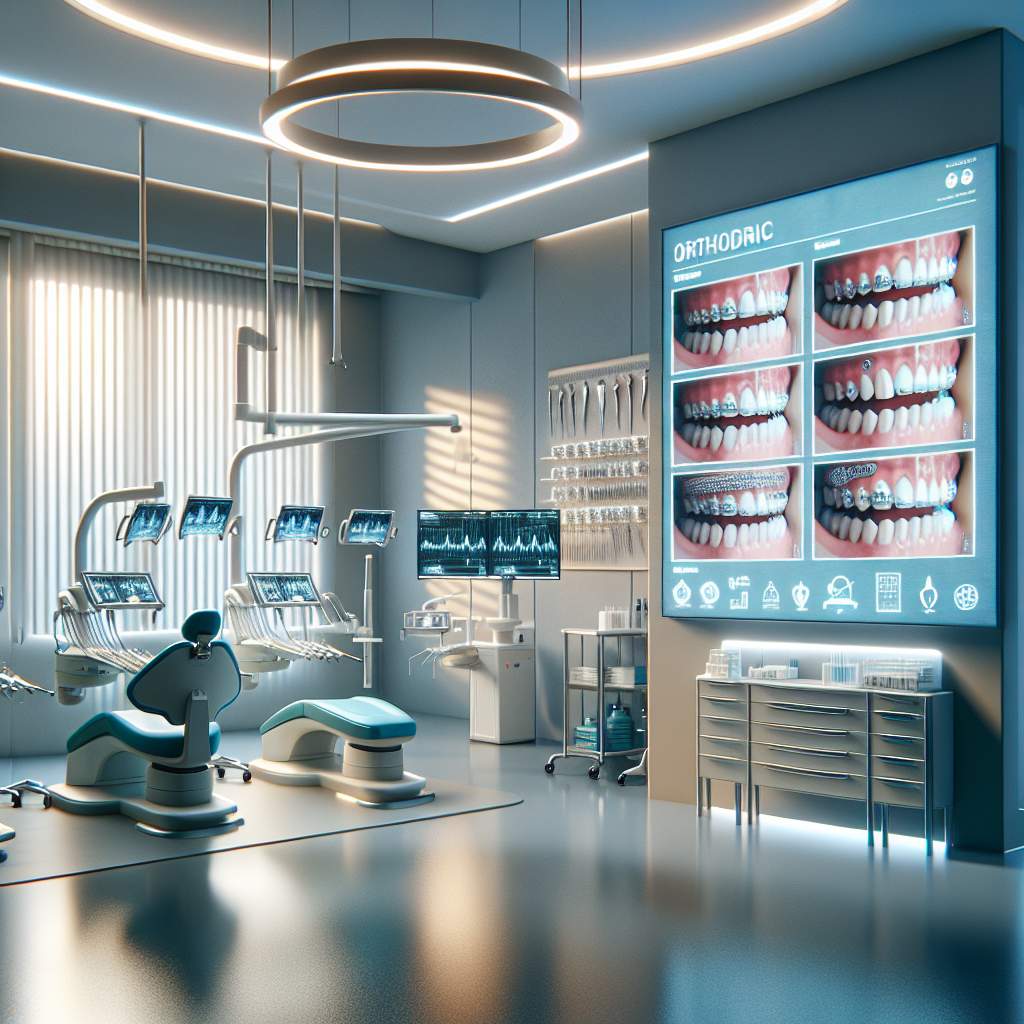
top-left (12, 237), bottom-right (327, 635)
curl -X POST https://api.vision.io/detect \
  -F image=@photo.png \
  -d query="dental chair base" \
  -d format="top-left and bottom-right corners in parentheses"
top-left (250, 697), bottom-right (433, 808)
top-left (49, 610), bottom-right (245, 839)
top-left (0, 820), bottom-right (13, 863)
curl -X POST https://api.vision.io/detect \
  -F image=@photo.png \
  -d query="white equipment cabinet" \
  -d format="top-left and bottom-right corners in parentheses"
top-left (469, 641), bottom-right (536, 744)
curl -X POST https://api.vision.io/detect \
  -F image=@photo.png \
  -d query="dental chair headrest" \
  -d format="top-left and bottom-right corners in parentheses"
top-left (182, 609), bottom-right (221, 644)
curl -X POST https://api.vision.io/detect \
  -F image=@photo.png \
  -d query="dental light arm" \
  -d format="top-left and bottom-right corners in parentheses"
top-left (73, 482), bottom-right (164, 584)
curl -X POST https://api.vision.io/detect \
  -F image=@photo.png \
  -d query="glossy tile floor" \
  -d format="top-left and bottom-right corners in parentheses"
top-left (1, 715), bottom-right (1021, 1024)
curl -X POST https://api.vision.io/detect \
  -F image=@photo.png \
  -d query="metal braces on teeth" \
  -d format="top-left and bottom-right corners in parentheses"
top-left (682, 469), bottom-right (789, 498)
top-left (825, 463), bottom-right (877, 488)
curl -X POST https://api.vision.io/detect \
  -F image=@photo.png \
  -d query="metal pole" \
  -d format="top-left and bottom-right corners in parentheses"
top-left (265, 151), bottom-right (277, 434)
top-left (138, 120), bottom-right (147, 308)
top-left (331, 164), bottom-right (346, 368)
top-left (296, 161), bottom-right (304, 344)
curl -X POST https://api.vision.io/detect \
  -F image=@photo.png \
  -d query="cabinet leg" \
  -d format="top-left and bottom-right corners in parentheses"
top-left (925, 805), bottom-right (933, 857)
top-left (881, 805), bottom-right (889, 848)
top-left (734, 783), bottom-right (742, 827)
top-left (705, 778), bottom-right (712, 810)
top-left (867, 800), bottom-right (874, 848)
top-left (697, 776), bottom-right (703, 817)
top-left (754, 785), bottom-right (760, 820)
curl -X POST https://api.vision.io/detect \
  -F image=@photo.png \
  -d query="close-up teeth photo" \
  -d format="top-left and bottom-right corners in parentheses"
top-left (673, 263), bottom-right (802, 371)
top-left (814, 336), bottom-right (972, 453)
top-left (674, 364), bottom-right (800, 464)
top-left (814, 452), bottom-right (971, 559)
top-left (674, 465), bottom-right (801, 560)
top-left (813, 229), bottom-right (973, 349)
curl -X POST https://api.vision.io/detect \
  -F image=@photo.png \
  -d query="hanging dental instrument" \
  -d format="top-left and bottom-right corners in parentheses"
top-left (641, 367), bottom-right (649, 422)
top-left (581, 379), bottom-right (590, 434)
top-left (596, 378), bottom-right (607, 434)
top-left (613, 376), bottom-right (621, 430)
top-left (567, 382), bottom-right (577, 436)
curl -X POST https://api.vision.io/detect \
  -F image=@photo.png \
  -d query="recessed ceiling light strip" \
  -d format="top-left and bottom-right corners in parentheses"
top-left (62, 0), bottom-right (848, 78)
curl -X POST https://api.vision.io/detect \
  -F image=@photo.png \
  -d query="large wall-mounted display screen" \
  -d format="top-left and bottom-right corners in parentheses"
top-left (662, 147), bottom-right (996, 626)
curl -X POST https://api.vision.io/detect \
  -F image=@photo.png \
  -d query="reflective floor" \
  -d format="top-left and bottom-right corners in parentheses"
top-left (1, 716), bottom-right (1021, 1024)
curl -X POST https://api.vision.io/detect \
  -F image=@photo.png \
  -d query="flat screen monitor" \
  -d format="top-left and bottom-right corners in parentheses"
top-left (179, 496), bottom-right (233, 539)
top-left (341, 509), bottom-right (394, 547)
top-left (273, 506), bottom-right (325, 544)
top-left (488, 510), bottom-right (561, 579)
top-left (662, 145), bottom-right (996, 626)
top-left (123, 503), bottom-right (172, 546)
top-left (247, 572), bottom-right (321, 607)
top-left (417, 510), bottom-right (489, 579)
top-left (82, 571), bottom-right (163, 610)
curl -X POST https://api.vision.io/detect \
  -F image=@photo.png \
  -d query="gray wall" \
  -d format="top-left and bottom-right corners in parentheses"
top-left (379, 215), bottom-right (649, 739)
top-left (647, 31), bottom-right (1023, 853)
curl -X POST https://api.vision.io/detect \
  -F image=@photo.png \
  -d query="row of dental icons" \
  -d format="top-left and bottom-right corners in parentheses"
top-left (822, 476), bottom-right (957, 510)
top-left (818, 396), bottom-right (957, 435)
top-left (818, 507), bottom-right (956, 544)
top-left (680, 388), bottom-right (789, 419)
top-left (683, 288), bottom-right (788, 326)
top-left (822, 362), bottom-right (957, 401)
top-left (678, 316), bottom-right (787, 356)
top-left (677, 515), bottom-right (788, 548)
top-left (819, 283), bottom-right (957, 330)
top-left (550, 460), bottom-right (648, 480)
top-left (678, 415), bottom-right (788, 453)
top-left (822, 255), bottom-right (958, 301)
top-left (680, 489), bottom-right (788, 517)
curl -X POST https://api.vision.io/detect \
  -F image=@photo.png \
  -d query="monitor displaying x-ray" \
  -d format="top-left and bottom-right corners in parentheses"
top-left (123, 503), bottom-right (172, 546)
top-left (272, 506), bottom-right (325, 543)
top-left (417, 510), bottom-right (489, 578)
top-left (663, 146), bottom-right (997, 626)
top-left (341, 509), bottom-right (394, 547)
top-left (488, 510), bottom-right (561, 579)
top-left (247, 572), bottom-right (321, 607)
top-left (179, 496), bottom-right (233, 539)
top-left (82, 572), bottom-right (163, 610)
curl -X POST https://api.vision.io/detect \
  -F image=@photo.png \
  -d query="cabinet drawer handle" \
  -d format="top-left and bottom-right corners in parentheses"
top-left (876, 695), bottom-right (921, 704)
top-left (702, 678), bottom-right (742, 686)
top-left (703, 754), bottom-right (744, 764)
top-left (702, 715), bottom-right (745, 725)
top-left (767, 702), bottom-right (849, 716)
top-left (767, 744), bottom-right (850, 758)
top-left (875, 733), bottom-right (918, 744)
top-left (876, 776), bottom-right (923, 788)
top-left (703, 695), bottom-right (742, 704)
top-left (759, 763), bottom-right (850, 780)
top-left (876, 711), bottom-right (921, 721)
top-left (761, 724), bottom-right (850, 737)
top-left (876, 755), bottom-right (922, 765)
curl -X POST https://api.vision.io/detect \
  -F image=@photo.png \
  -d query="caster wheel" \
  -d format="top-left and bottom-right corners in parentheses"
top-left (617, 774), bottom-right (626, 786)
top-left (242, 771), bottom-right (252, 783)
top-left (216, 767), bottom-right (226, 779)
top-left (543, 762), bottom-right (555, 775)
top-left (43, 794), bottom-right (52, 809)
top-left (588, 765), bottom-right (600, 780)
top-left (0, 850), bottom-right (6, 864)
top-left (12, 795), bottom-right (21, 809)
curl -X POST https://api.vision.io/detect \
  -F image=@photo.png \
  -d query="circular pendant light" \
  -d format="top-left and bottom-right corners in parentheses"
top-left (259, 38), bottom-right (583, 173)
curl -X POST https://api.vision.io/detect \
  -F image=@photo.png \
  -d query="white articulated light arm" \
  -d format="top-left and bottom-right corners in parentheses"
top-left (73, 481), bottom-right (164, 583)
top-left (228, 417), bottom-right (458, 584)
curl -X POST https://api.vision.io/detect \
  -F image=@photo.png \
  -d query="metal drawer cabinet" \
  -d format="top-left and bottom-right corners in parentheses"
top-left (751, 741), bottom-right (866, 778)
top-left (752, 700), bottom-right (867, 734)
top-left (871, 709), bottom-right (925, 738)
top-left (701, 714), bottom-right (748, 741)
top-left (699, 679), bottom-right (748, 701)
top-left (698, 694), bottom-right (747, 722)
top-left (750, 721), bottom-right (867, 754)
top-left (871, 754), bottom-right (925, 784)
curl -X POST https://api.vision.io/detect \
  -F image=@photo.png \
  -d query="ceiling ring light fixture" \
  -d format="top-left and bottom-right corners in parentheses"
top-left (259, 39), bottom-right (582, 173)
top-left (62, 0), bottom-right (847, 78)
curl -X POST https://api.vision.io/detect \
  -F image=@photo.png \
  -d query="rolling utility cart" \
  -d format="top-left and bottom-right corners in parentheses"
top-left (545, 627), bottom-right (647, 782)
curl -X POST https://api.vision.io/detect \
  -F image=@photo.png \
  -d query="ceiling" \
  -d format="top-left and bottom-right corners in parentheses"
top-left (1, 0), bottom-right (1022, 253)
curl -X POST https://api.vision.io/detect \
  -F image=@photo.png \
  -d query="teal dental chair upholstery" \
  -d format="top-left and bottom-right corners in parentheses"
top-left (250, 696), bottom-right (433, 807)
top-left (49, 610), bottom-right (244, 837)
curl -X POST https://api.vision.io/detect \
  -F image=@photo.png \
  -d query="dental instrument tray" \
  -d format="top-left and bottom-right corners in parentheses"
top-left (403, 609), bottom-right (452, 636)
top-left (247, 572), bottom-right (321, 607)
top-left (81, 572), bottom-right (164, 610)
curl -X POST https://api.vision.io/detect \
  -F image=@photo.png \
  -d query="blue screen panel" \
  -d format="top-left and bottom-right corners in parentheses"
top-left (417, 511), bottom-right (489, 578)
top-left (179, 496), bottom-right (233, 538)
top-left (662, 147), bottom-right (996, 626)
top-left (488, 510), bottom-right (561, 579)
top-left (273, 506), bottom-right (324, 543)
top-left (124, 503), bottom-right (171, 545)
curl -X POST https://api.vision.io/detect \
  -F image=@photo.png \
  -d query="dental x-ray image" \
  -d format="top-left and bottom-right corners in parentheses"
top-left (814, 451), bottom-right (972, 559)
top-left (179, 496), bottom-right (233, 538)
top-left (673, 363), bottom-right (802, 465)
top-left (814, 336), bottom-right (973, 453)
top-left (813, 227), bottom-right (974, 349)
top-left (124, 503), bottom-right (171, 545)
top-left (343, 509), bottom-right (394, 546)
top-left (247, 573), bottom-right (320, 606)
top-left (83, 572), bottom-right (162, 608)
top-left (673, 263), bottom-right (803, 371)
top-left (273, 506), bottom-right (325, 543)
top-left (673, 464), bottom-right (802, 561)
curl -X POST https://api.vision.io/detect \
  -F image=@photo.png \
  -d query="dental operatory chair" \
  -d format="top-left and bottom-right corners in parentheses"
top-left (49, 610), bottom-right (245, 837)
top-left (250, 696), bottom-right (434, 807)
